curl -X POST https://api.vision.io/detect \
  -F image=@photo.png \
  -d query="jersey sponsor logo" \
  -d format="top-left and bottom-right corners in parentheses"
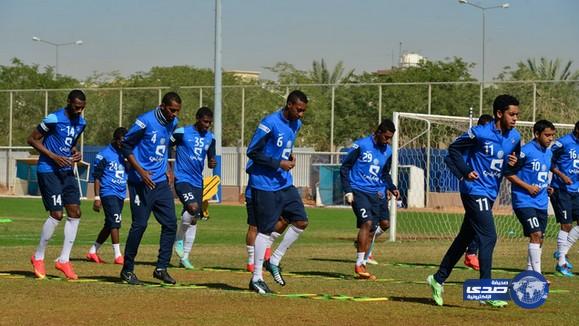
top-left (537, 172), bottom-right (549, 184)
top-left (96, 154), bottom-right (103, 160)
top-left (258, 123), bottom-right (270, 133)
top-left (483, 158), bottom-right (504, 178)
top-left (136, 119), bottom-right (146, 129)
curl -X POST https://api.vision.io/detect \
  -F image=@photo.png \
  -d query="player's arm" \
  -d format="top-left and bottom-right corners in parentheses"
top-left (339, 146), bottom-right (359, 204)
top-left (504, 155), bottom-right (539, 195)
top-left (381, 156), bottom-right (400, 200)
top-left (207, 139), bottom-right (217, 169)
top-left (447, 130), bottom-right (478, 180)
top-left (550, 142), bottom-right (573, 185)
top-left (121, 121), bottom-right (155, 189)
top-left (27, 116), bottom-right (72, 168)
top-left (92, 156), bottom-right (106, 212)
top-left (444, 154), bottom-right (464, 180)
top-left (247, 121), bottom-right (291, 171)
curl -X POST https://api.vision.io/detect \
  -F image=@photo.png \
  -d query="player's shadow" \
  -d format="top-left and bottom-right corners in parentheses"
top-left (309, 258), bottom-right (353, 264)
top-left (204, 266), bottom-right (246, 272)
top-left (290, 270), bottom-right (353, 280)
top-left (3, 270), bottom-right (39, 279)
top-left (197, 282), bottom-right (248, 292)
top-left (388, 296), bottom-right (464, 308)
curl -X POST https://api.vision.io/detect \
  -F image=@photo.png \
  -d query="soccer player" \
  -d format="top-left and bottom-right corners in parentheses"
top-left (445, 114), bottom-right (494, 271)
top-left (427, 95), bottom-right (521, 308)
top-left (119, 92), bottom-right (181, 285)
top-left (505, 120), bottom-right (555, 275)
top-left (87, 127), bottom-right (128, 265)
top-left (28, 90), bottom-right (87, 280)
top-left (340, 119), bottom-right (399, 280)
top-left (550, 120), bottom-right (579, 277)
top-left (246, 90), bottom-right (309, 294)
top-left (172, 107), bottom-right (217, 269)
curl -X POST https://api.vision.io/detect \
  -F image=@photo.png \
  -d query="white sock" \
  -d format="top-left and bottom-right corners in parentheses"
top-left (183, 224), bottom-right (197, 259)
top-left (246, 245), bottom-right (255, 264)
top-left (112, 243), bottom-right (122, 258)
top-left (527, 254), bottom-right (533, 271)
top-left (528, 243), bottom-right (542, 273)
top-left (89, 242), bottom-right (102, 254)
top-left (253, 233), bottom-right (272, 282)
top-left (356, 252), bottom-right (365, 267)
top-left (270, 231), bottom-right (282, 243)
top-left (35, 217), bottom-right (60, 260)
top-left (58, 217), bottom-right (80, 263)
top-left (558, 230), bottom-right (570, 265)
top-left (269, 225), bottom-right (304, 266)
top-left (366, 226), bottom-right (385, 259)
top-left (566, 226), bottom-right (579, 253)
top-left (177, 211), bottom-right (194, 242)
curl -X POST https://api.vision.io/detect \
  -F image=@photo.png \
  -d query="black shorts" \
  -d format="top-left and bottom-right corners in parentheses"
top-left (514, 207), bottom-right (548, 236)
top-left (252, 186), bottom-right (307, 234)
top-left (175, 182), bottom-right (203, 215)
top-left (550, 188), bottom-right (579, 224)
top-left (37, 171), bottom-right (80, 211)
top-left (102, 196), bottom-right (124, 229)
top-left (245, 187), bottom-right (256, 226)
top-left (351, 189), bottom-right (389, 229)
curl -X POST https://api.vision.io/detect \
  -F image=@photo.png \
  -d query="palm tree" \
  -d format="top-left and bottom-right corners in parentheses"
top-left (523, 57), bottom-right (579, 80)
top-left (310, 59), bottom-right (355, 85)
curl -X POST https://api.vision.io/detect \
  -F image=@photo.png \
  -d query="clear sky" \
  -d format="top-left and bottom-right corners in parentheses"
top-left (1, 0), bottom-right (578, 82)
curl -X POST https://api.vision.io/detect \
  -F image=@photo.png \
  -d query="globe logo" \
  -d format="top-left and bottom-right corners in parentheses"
top-left (510, 271), bottom-right (549, 309)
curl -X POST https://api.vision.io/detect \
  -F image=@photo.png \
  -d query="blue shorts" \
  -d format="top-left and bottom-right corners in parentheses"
top-left (252, 186), bottom-right (307, 234)
top-left (351, 189), bottom-right (389, 229)
top-left (128, 181), bottom-right (176, 228)
top-left (245, 187), bottom-right (256, 226)
top-left (37, 171), bottom-right (80, 211)
top-left (514, 207), bottom-right (548, 236)
top-left (175, 182), bottom-right (202, 216)
top-left (550, 188), bottom-right (579, 224)
top-left (102, 196), bottom-right (124, 229)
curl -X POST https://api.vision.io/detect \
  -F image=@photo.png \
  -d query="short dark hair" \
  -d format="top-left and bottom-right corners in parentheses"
top-left (477, 114), bottom-right (493, 126)
top-left (575, 120), bottom-right (579, 134)
top-left (533, 119), bottom-right (555, 135)
top-left (162, 92), bottom-right (182, 105)
top-left (112, 127), bottom-right (127, 141)
top-left (377, 118), bottom-right (396, 133)
top-left (286, 90), bottom-right (308, 105)
top-left (493, 94), bottom-right (519, 118)
top-left (68, 89), bottom-right (86, 102)
top-left (196, 107), bottom-right (213, 120)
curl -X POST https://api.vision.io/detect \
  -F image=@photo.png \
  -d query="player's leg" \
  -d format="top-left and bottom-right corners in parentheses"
top-left (365, 194), bottom-right (390, 266)
top-left (55, 171), bottom-right (82, 280)
top-left (245, 191), bottom-right (258, 272)
top-left (121, 182), bottom-right (153, 284)
top-left (350, 190), bottom-right (375, 279)
top-left (468, 196), bottom-right (497, 280)
top-left (174, 183), bottom-right (201, 269)
top-left (150, 181), bottom-right (178, 284)
top-left (32, 172), bottom-right (65, 279)
top-left (516, 208), bottom-right (544, 274)
top-left (87, 226), bottom-right (110, 263)
top-left (464, 222), bottom-right (480, 271)
top-left (551, 189), bottom-right (575, 275)
top-left (110, 197), bottom-right (124, 264)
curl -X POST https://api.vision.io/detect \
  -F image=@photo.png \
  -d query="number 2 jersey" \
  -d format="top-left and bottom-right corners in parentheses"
top-left (36, 107), bottom-right (87, 173)
top-left (171, 125), bottom-right (216, 188)
top-left (447, 121), bottom-right (521, 201)
top-left (504, 139), bottom-right (552, 210)
top-left (551, 132), bottom-right (579, 193)
top-left (93, 144), bottom-right (127, 199)
top-left (246, 109), bottom-right (301, 191)
top-left (121, 107), bottom-right (178, 184)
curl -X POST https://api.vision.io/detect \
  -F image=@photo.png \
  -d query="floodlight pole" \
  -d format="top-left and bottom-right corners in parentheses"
top-left (214, 0), bottom-right (223, 202)
top-left (32, 36), bottom-right (83, 75)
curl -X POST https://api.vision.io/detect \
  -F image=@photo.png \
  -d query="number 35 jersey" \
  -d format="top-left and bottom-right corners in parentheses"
top-left (246, 109), bottom-right (302, 191)
top-left (172, 125), bottom-right (215, 188)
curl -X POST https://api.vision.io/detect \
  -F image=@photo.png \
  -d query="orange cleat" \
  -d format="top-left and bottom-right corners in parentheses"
top-left (55, 261), bottom-right (78, 280)
top-left (464, 254), bottom-right (480, 271)
top-left (355, 264), bottom-right (376, 280)
top-left (264, 248), bottom-right (272, 261)
top-left (31, 255), bottom-right (46, 279)
top-left (114, 256), bottom-right (124, 265)
top-left (86, 252), bottom-right (106, 264)
top-left (246, 263), bottom-right (255, 273)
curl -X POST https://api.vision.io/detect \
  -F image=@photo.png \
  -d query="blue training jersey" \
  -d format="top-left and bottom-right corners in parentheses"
top-left (36, 108), bottom-right (87, 173)
top-left (551, 132), bottom-right (579, 192)
top-left (171, 125), bottom-right (216, 188)
top-left (93, 144), bottom-right (127, 199)
top-left (246, 108), bottom-right (301, 191)
top-left (340, 135), bottom-right (396, 194)
top-left (505, 139), bottom-right (552, 210)
top-left (447, 121), bottom-right (521, 200)
top-left (121, 107), bottom-right (178, 184)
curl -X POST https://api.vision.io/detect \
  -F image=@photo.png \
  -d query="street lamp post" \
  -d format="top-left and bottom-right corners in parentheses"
top-left (32, 36), bottom-right (83, 75)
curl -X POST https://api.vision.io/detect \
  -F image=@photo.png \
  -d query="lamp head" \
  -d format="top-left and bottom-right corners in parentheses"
top-left (32, 36), bottom-right (40, 41)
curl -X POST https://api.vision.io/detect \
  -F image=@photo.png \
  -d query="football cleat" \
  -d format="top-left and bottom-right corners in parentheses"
top-left (120, 270), bottom-right (143, 285)
top-left (355, 264), bottom-right (376, 280)
top-left (555, 263), bottom-right (575, 277)
top-left (480, 300), bottom-right (508, 308)
top-left (86, 252), bottom-right (105, 264)
top-left (114, 256), bottom-right (124, 265)
top-left (246, 263), bottom-right (255, 273)
top-left (30, 255), bottom-right (46, 279)
top-left (553, 251), bottom-right (573, 269)
top-left (249, 279), bottom-right (273, 294)
top-left (174, 240), bottom-right (184, 259)
top-left (153, 268), bottom-right (176, 284)
top-left (268, 263), bottom-right (286, 286)
top-left (264, 247), bottom-right (272, 261)
top-left (55, 261), bottom-right (78, 280)
top-left (464, 253), bottom-right (480, 271)
top-left (427, 275), bottom-right (444, 306)
top-left (366, 254), bottom-right (379, 265)
top-left (180, 258), bottom-right (194, 270)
